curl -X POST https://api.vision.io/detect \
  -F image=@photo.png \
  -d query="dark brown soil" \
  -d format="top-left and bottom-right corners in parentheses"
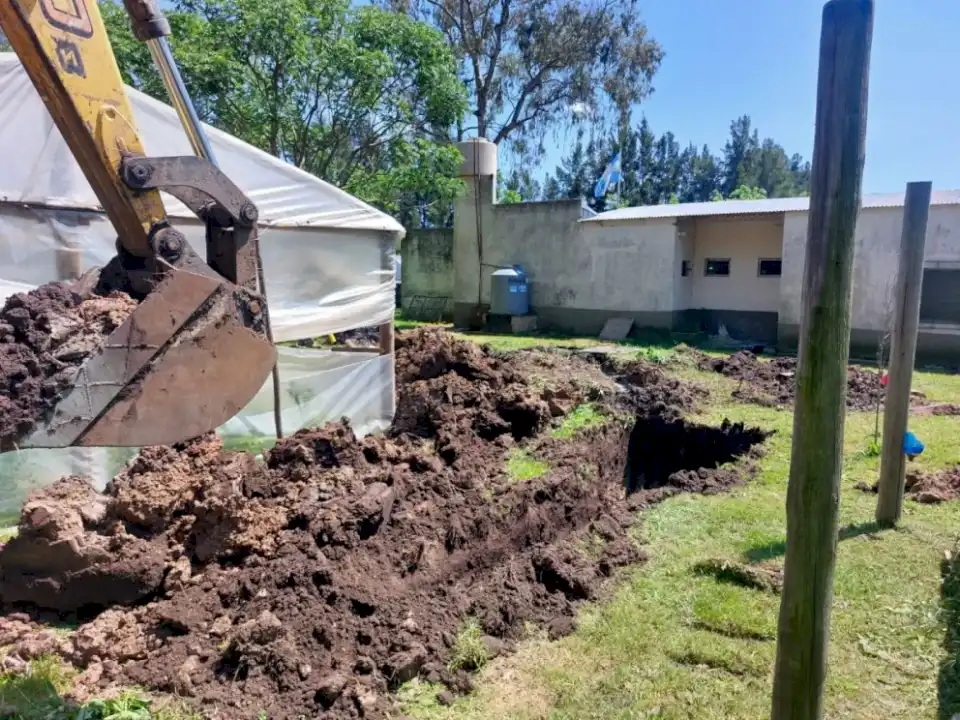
top-left (698, 350), bottom-right (892, 411)
top-left (903, 466), bottom-right (960, 504)
top-left (0, 283), bottom-right (136, 451)
top-left (855, 465), bottom-right (960, 504)
top-left (912, 403), bottom-right (960, 417)
top-left (0, 328), bottom-right (769, 719)
top-left (614, 360), bottom-right (711, 421)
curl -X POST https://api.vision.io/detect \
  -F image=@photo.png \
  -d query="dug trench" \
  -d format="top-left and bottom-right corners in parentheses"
top-left (0, 329), bottom-right (770, 719)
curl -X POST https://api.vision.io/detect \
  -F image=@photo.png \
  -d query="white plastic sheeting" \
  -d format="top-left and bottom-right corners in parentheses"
top-left (221, 348), bottom-right (393, 439)
top-left (0, 348), bottom-right (394, 518)
top-left (0, 54), bottom-right (404, 233)
top-left (0, 206), bottom-right (396, 341)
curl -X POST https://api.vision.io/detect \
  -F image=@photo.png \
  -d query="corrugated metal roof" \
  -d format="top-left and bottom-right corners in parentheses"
top-left (581, 189), bottom-right (960, 223)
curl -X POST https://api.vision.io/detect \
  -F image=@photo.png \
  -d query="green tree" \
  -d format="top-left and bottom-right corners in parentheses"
top-left (390, 0), bottom-right (663, 161)
top-left (721, 115), bottom-right (761, 196)
top-left (549, 113), bottom-right (809, 210)
top-left (100, 0), bottom-right (467, 227)
top-left (499, 168), bottom-right (541, 203)
top-left (685, 145), bottom-right (722, 203)
top-left (728, 185), bottom-right (768, 200)
top-left (551, 135), bottom-right (593, 201)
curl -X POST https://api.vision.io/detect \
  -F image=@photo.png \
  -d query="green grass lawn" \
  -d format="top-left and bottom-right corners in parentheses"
top-left (400, 362), bottom-right (960, 720)
top-left (394, 310), bottom-right (694, 353)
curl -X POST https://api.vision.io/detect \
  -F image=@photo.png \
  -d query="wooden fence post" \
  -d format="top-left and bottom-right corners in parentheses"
top-left (875, 181), bottom-right (931, 526)
top-left (771, 2), bottom-right (874, 719)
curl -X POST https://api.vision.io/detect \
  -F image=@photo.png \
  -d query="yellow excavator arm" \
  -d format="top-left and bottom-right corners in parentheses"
top-left (0, 0), bottom-right (166, 255)
top-left (0, 0), bottom-right (278, 450)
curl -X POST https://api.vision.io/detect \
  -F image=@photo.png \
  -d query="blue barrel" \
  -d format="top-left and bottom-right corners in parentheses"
top-left (490, 266), bottom-right (530, 315)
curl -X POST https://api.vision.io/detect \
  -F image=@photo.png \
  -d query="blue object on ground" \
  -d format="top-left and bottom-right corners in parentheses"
top-left (904, 431), bottom-right (925, 457)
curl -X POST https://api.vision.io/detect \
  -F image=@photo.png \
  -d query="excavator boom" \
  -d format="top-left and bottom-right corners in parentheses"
top-left (0, 0), bottom-right (277, 450)
top-left (0, 0), bottom-right (163, 256)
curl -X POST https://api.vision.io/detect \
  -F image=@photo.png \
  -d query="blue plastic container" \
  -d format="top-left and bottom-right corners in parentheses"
top-left (490, 266), bottom-right (530, 315)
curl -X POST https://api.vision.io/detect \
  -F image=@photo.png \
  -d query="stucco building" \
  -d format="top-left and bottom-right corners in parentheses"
top-left (402, 138), bottom-right (960, 365)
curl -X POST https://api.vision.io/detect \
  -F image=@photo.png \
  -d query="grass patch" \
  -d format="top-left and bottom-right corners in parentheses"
top-left (636, 347), bottom-right (676, 365)
top-left (0, 656), bottom-right (199, 719)
top-left (448, 619), bottom-right (491, 672)
top-left (552, 404), bottom-right (607, 440)
top-left (0, 655), bottom-right (73, 718)
top-left (219, 435), bottom-right (277, 456)
top-left (505, 449), bottom-right (549, 482)
top-left (403, 349), bottom-right (960, 720)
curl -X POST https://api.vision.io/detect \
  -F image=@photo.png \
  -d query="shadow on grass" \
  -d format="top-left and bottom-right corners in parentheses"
top-left (743, 521), bottom-right (885, 563)
top-left (939, 550), bottom-right (960, 719)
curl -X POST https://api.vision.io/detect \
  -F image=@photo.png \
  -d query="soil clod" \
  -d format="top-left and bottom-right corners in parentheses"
top-left (692, 558), bottom-right (783, 594)
top-left (0, 282), bottom-right (136, 451)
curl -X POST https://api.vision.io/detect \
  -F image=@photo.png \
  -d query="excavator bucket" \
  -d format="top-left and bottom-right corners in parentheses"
top-left (0, 0), bottom-right (278, 451)
top-left (19, 262), bottom-right (277, 449)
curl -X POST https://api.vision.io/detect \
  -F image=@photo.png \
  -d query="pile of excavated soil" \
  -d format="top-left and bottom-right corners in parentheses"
top-left (912, 403), bottom-right (960, 417)
top-left (698, 350), bottom-right (891, 411)
top-left (0, 329), bottom-right (768, 719)
top-left (0, 283), bottom-right (136, 451)
top-left (858, 465), bottom-right (960, 504)
top-left (614, 359), bottom-right (710, 420)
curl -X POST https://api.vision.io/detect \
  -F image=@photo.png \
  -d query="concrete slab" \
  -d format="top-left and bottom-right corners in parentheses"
top-left (599, 317), bottom-right (634, 341)
top-left (511, 315), bottom-right (538, 333)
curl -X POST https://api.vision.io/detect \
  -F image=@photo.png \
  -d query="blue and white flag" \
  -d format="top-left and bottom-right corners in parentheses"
top-left (593, 152), bottom-right (622, 199)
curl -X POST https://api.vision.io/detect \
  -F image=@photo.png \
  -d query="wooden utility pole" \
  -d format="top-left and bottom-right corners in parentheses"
top-left (875, 182), bottom-right (931, 526)
top-left (771, 2), bottom-right (873, 719)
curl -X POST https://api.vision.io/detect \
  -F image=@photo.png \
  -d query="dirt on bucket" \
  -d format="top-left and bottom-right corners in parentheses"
top-left (0, 328), bottom-right (769, 719)
top-left (0, 282), bottom-right (137, 451)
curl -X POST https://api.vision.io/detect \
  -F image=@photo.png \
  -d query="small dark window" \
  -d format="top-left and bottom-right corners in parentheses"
top-left (758, 258), bottom-right (782, 277)
top-left (681, 261), bottom-right (692, 277)
top-left (704, 259), bottom-right (730, 277)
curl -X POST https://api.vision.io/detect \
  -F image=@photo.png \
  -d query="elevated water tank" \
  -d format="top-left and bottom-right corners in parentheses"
top-left (490, 266), bottom-right (530, 316)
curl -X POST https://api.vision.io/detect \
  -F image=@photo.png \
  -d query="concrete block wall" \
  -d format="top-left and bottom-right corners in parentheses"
top-left (400, 228), bottom-right (454, 319)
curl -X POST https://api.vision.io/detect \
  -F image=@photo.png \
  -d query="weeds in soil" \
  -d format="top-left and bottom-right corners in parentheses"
top-left (860, 437), bottom-right (883, 458)
top-left (576, 531), bottom-right (607, 560)
top-left (552, 404), bottom-right (607, 440)
top-left (505, 449), bottom-right (549, 482)
top-left (448, 619), bottom-right (491, 672)
top-left (636, 347), bottom-right (675, 366)
top-left (402, 355), bottom-right (960, 720)
top-left (0, 656), bottom-right (198, 719)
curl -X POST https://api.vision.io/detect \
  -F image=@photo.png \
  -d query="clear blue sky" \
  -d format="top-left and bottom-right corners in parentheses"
top-left (534, 0), bottom-right (959, 195)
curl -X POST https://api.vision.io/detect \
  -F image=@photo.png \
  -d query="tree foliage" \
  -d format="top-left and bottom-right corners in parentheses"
top-left (388, 0), bottom-right (663, 159)
top-left (545, 114), bottom-right (811, 210)
top-left (99, 0), bottom-right (467, 227)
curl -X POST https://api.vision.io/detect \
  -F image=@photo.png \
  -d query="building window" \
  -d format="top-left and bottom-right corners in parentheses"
top-left (704, 258), bottom-right (730, 277)
top-left (758, 258), bottom-right (782, 277)
top-left (920, 269), bottom-right (960, 325)
top-left (681, 261), bottom-right (692, 277)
